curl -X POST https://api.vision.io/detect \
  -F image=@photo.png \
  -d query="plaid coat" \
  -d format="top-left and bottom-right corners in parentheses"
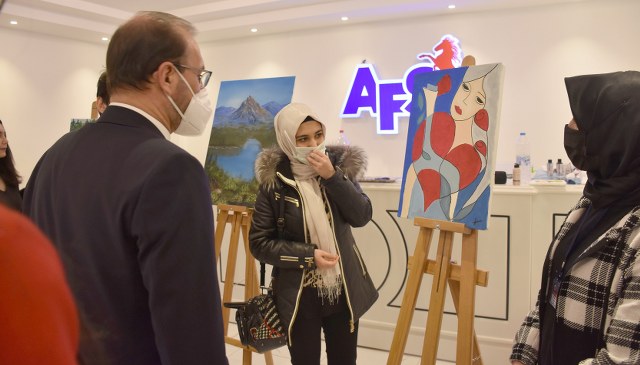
top-left (511, 197), bottom-right (640, 365)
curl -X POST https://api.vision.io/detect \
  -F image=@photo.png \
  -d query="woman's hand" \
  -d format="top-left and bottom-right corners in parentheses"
top-left (314, 249), bottom-right (339, 269)
top-left (307, 150), bottom-right (335, 180)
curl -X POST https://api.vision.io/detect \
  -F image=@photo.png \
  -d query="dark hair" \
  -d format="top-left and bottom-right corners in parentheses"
top-left (106, 11), bottom-right (195, 92)
top-left (96, 71), bottom-right (110, 105)
top-left (0, 119), bottom-right (21, 187)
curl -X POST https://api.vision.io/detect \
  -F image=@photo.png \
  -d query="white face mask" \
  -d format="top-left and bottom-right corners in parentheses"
top-left (294, 142), bottom-right (326, 164)
top-left (167, 67), bottom-right (213, 136)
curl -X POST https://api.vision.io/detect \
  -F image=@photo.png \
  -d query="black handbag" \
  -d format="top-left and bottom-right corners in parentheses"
top-left (223, 191), bottom-right (287, 352)
top-left (224, 263), bottom-right (287, 353)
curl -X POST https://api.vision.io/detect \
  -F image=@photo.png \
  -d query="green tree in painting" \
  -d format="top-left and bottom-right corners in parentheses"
top-left (206, 161), bottom-right (258, 206)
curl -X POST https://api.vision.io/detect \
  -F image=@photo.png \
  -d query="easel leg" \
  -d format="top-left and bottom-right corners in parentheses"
top-left (242, 214), bottom-right (259, 300)
top-left (387, 227), bottom-right (434, 365)
top-left (221, 212), bottom-right (243, 334)
top-left (421, 231), bottom-right (454, 365)
top-left (448, 279), bottom-right (482, 365)
top-left (455, 230), bottom-right (480, 365)
top-left (240, 215), bottom-right (275, 365)
top-left (214, 209), bottom-right (230, 263)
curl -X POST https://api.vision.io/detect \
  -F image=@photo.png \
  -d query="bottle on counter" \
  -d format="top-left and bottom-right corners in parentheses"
top-left (515, 132), bottom-right (531, 184)
top-left (513, 163), bottom-right (521, 186)
top-left (556, 158), bottom-right (565, 178)
top-left (336, 129), bottom-right (350, 146)
top-left (547, 159), bottom-right (554, 177)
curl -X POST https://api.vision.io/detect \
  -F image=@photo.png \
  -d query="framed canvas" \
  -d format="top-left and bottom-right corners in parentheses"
top-left (205, 76), bottom-right (295, 206)
top-left (398, 63), bottom-right (505, 230)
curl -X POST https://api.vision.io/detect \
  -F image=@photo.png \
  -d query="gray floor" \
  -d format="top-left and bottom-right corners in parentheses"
top-left (225, 326), bottom-right (454, 364)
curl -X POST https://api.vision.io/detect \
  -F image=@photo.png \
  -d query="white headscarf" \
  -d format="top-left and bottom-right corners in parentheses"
top-left (274, 103), bottom-right (342, 302)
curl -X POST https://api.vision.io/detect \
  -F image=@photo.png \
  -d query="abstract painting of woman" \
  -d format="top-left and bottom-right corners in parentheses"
top-left (399, 63), bottom-right (504, 229)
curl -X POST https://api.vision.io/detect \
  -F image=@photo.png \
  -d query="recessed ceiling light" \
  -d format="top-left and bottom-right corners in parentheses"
top-left (341, 16), bottom-right (349, 21)
top-left (448, 4), bottom-right (456, 9)
top-left (250, 28), bottom-right (258, 33)
top-left (101, 37), bottom-right (109, 41)
top-left (10, 20), bottom-right (18, 25)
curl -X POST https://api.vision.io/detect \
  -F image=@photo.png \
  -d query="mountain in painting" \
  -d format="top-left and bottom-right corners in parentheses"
top-left (220, 96), bottom-right (271, 126)
top-left (262, 101), bottom-right (286, 117)
top-left (213, 106), bottom-right (235, 120)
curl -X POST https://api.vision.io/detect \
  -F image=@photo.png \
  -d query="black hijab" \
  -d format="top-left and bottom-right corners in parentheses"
top-left (564, 71), bottom-right (640, 209)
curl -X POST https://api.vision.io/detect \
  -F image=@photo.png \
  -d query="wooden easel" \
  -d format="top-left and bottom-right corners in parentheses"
top-left (386, 218), bottom-right (489, 365)
top-left (90, 101), bottom-right (98, 119)
top-left (214, 204), bottom-right (275, 365)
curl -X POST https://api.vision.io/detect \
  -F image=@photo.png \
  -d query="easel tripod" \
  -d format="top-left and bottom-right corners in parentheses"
top-left (214, 204), bottom-right (275, 365)
top-left (386, 218), bottom-right (489, 365)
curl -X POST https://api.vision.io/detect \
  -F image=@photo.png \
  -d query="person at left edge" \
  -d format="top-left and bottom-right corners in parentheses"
top-left (0, 119), bottom-right (22, 211)
top-left (23, 11), bottom-right (227, 365)
top-left (0, 204), bottom-right (79, 365)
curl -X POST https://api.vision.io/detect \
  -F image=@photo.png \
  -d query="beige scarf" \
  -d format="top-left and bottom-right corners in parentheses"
top-left (274, 105), bottom-right (342, 303)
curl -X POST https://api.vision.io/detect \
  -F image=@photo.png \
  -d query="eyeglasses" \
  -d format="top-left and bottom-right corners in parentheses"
top-left (173, 63), bottom-right (212, 88)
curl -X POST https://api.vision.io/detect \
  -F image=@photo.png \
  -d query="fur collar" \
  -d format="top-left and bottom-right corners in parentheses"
top-left (255, 145), bottom-right (368, 190)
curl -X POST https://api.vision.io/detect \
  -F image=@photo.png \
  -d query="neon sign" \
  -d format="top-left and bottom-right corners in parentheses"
top-left (340, 35), bottom-right (463, 134)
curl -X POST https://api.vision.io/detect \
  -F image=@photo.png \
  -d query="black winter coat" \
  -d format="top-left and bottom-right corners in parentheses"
top-left (249, 145), bottom-right (379, 345)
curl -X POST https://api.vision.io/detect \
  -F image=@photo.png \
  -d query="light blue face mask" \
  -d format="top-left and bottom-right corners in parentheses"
top-left (294, 142), bottom-right (326, 164)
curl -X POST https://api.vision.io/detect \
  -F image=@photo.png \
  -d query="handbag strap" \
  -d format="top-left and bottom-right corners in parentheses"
top-left (259, 185), bottom-right (286, 289)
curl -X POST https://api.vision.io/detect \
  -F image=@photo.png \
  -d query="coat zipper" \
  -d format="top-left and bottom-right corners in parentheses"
top-left (323, 188), bottom-right (356, 332)
top-left (276, 172), bottom-right (308, 346)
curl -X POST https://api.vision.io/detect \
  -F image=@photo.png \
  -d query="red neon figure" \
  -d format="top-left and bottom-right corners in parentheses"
top-left (417, 35), bottom-right (462, 71)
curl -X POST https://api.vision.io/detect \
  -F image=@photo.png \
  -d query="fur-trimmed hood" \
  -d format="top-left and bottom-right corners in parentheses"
top-left (255, 145), bottom-right (368, 189)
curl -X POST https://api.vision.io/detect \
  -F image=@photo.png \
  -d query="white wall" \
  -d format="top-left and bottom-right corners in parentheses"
top-left (0, 28), bottom-right (107, 185)
top-left (2, 0), bottom-right (639, 186)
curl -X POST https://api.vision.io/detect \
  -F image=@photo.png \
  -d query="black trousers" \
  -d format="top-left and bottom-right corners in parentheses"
top-left (288, 287), bottom-right (359, 365)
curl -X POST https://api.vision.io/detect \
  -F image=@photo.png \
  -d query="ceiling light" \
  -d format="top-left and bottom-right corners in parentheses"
top-left (341, 16), bottom-right (349, 21)
top-left (10, 20), bottom-right (18, 25)
top-left (101, 37), bottom-right (109, 41)
top-left (448, 4), bottom-right (456, 9)
top-left (250, 28), bottom-right (258, 33)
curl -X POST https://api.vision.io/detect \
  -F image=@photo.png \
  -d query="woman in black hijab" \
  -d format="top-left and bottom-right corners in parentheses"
top-left (511, 71), bottom-right (640, 365)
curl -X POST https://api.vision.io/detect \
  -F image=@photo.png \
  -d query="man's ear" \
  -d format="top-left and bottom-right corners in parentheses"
top-left (154, 61), bottom-right (177, 94)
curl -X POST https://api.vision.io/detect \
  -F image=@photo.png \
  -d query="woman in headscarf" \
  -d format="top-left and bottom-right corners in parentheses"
top-left (511, 71), bottom-right (640, 365)
top-left (250, 102), bottom-right (378, 365)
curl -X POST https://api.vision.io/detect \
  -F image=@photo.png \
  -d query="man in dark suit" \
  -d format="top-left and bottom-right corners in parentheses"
top-left (23, 11), bottom-right (228, 365)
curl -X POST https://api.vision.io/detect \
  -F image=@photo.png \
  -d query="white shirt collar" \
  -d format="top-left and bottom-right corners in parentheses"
top-left (109, 102), bottom-right (171, 139)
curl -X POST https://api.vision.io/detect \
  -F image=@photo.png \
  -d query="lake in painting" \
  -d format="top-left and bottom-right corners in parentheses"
top-left (207, 139), bottom-right (262, 181)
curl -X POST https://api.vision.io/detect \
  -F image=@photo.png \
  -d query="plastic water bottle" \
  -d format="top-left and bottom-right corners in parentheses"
top-left (336, 129), bottom-right (350, 146)
top-left (515, 132), bottom-right (531, 184)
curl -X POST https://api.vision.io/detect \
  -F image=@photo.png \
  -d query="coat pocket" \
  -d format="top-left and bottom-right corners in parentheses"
top-left (353, 244), bottom-right (367, 276)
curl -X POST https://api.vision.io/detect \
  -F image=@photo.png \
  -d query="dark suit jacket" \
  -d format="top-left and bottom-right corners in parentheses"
top-left (23, 106), bottom-right (228, 365)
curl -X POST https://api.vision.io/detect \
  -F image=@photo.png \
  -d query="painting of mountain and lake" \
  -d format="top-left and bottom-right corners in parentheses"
top-left (206, 76), bottom-right (296, 206)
